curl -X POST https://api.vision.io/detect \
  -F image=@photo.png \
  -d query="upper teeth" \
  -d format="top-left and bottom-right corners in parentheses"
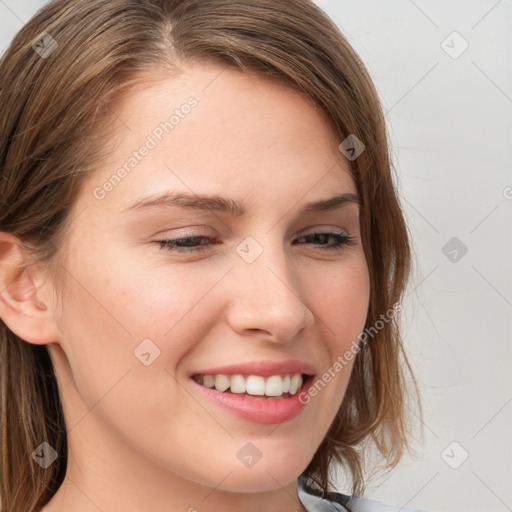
top-left (199, 373), bottom-right (304, 396)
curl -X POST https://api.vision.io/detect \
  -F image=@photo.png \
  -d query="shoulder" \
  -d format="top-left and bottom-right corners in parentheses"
top-left (296, 475), bottom-right (433, 512)
top-left (337, 495), bottom-right (432, 512)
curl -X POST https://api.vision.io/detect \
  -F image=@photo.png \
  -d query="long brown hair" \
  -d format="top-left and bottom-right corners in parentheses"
top-left (0, 1), bottom-right (421, 510)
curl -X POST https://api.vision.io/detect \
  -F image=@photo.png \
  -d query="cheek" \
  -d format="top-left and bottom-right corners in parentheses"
top-left (113, 262), bottom-right (231, 355)
top-left (56, 247), bottom-right (225, 414)
top-left (55, 254), bottom-right (226, 467)
top-left (312, 257), bottom-right (370, 350)
top-left (300, 256), bottom-right (369, 419)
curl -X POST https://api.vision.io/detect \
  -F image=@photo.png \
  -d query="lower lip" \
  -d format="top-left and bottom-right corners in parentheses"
top-left (190, 378), bottom-right (311, 424)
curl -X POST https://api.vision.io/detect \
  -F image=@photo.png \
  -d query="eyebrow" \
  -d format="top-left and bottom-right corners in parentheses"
top-left (121, 191), bottom-right (361, 216)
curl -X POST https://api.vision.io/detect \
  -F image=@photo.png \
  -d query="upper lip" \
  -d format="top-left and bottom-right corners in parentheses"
top-left (189, 359), bottom-right (316, 378)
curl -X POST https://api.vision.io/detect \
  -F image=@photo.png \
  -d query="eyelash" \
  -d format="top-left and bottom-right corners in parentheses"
top-left (156, 231), bottom-right (355, 254)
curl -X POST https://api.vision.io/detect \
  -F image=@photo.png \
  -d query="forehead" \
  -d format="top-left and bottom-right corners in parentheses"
top-left (77, 62), bottom-right (356, 216)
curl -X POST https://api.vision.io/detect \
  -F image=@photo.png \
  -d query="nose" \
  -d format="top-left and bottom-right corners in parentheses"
top-left (226, 238), bottom-right (315, 343)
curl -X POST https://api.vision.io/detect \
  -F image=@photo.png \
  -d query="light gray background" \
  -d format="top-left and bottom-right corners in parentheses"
top-left (1, 1), bottom-right (511, 512)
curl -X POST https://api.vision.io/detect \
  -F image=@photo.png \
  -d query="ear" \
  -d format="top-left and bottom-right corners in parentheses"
top-left (0, 232), bottom-right (61, 345)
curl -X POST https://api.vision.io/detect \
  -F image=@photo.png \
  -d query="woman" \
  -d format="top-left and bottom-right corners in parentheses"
top-left (0, 1), bottom-right (427, 511)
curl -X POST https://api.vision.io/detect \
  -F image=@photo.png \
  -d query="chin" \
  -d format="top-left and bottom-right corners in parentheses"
top-left (212, 452), bottom-right (311, 493)
top-left (217, 470), bottom-right (299, 494)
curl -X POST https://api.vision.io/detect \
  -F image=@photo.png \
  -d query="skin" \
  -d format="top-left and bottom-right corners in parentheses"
top-left (0, 62), bottom-right (370, 512)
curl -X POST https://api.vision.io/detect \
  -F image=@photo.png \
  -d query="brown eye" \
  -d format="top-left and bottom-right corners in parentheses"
top-left (157, 235), bottom-right (214, 254)
top-left (293, 231), bottom-right (354, 251)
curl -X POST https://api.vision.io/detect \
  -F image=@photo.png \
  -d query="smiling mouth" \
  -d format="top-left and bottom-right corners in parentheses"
top-left (191, 373), bottom-right (309, 400)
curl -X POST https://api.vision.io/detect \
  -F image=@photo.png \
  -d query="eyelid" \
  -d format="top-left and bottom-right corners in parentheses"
top-left (153, 225), bottom-right (217, 238)
top-left (155, 224), bottom-right (352, 239)
top-left (296, 224), bottom-right (349, 235)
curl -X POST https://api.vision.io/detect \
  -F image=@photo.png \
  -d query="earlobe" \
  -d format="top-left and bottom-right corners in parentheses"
top-left (0, 232), bottom-right (61, 345)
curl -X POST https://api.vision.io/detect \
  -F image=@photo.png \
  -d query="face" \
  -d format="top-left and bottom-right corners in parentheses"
top-left (47, 62), bottom-right (370, 495)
